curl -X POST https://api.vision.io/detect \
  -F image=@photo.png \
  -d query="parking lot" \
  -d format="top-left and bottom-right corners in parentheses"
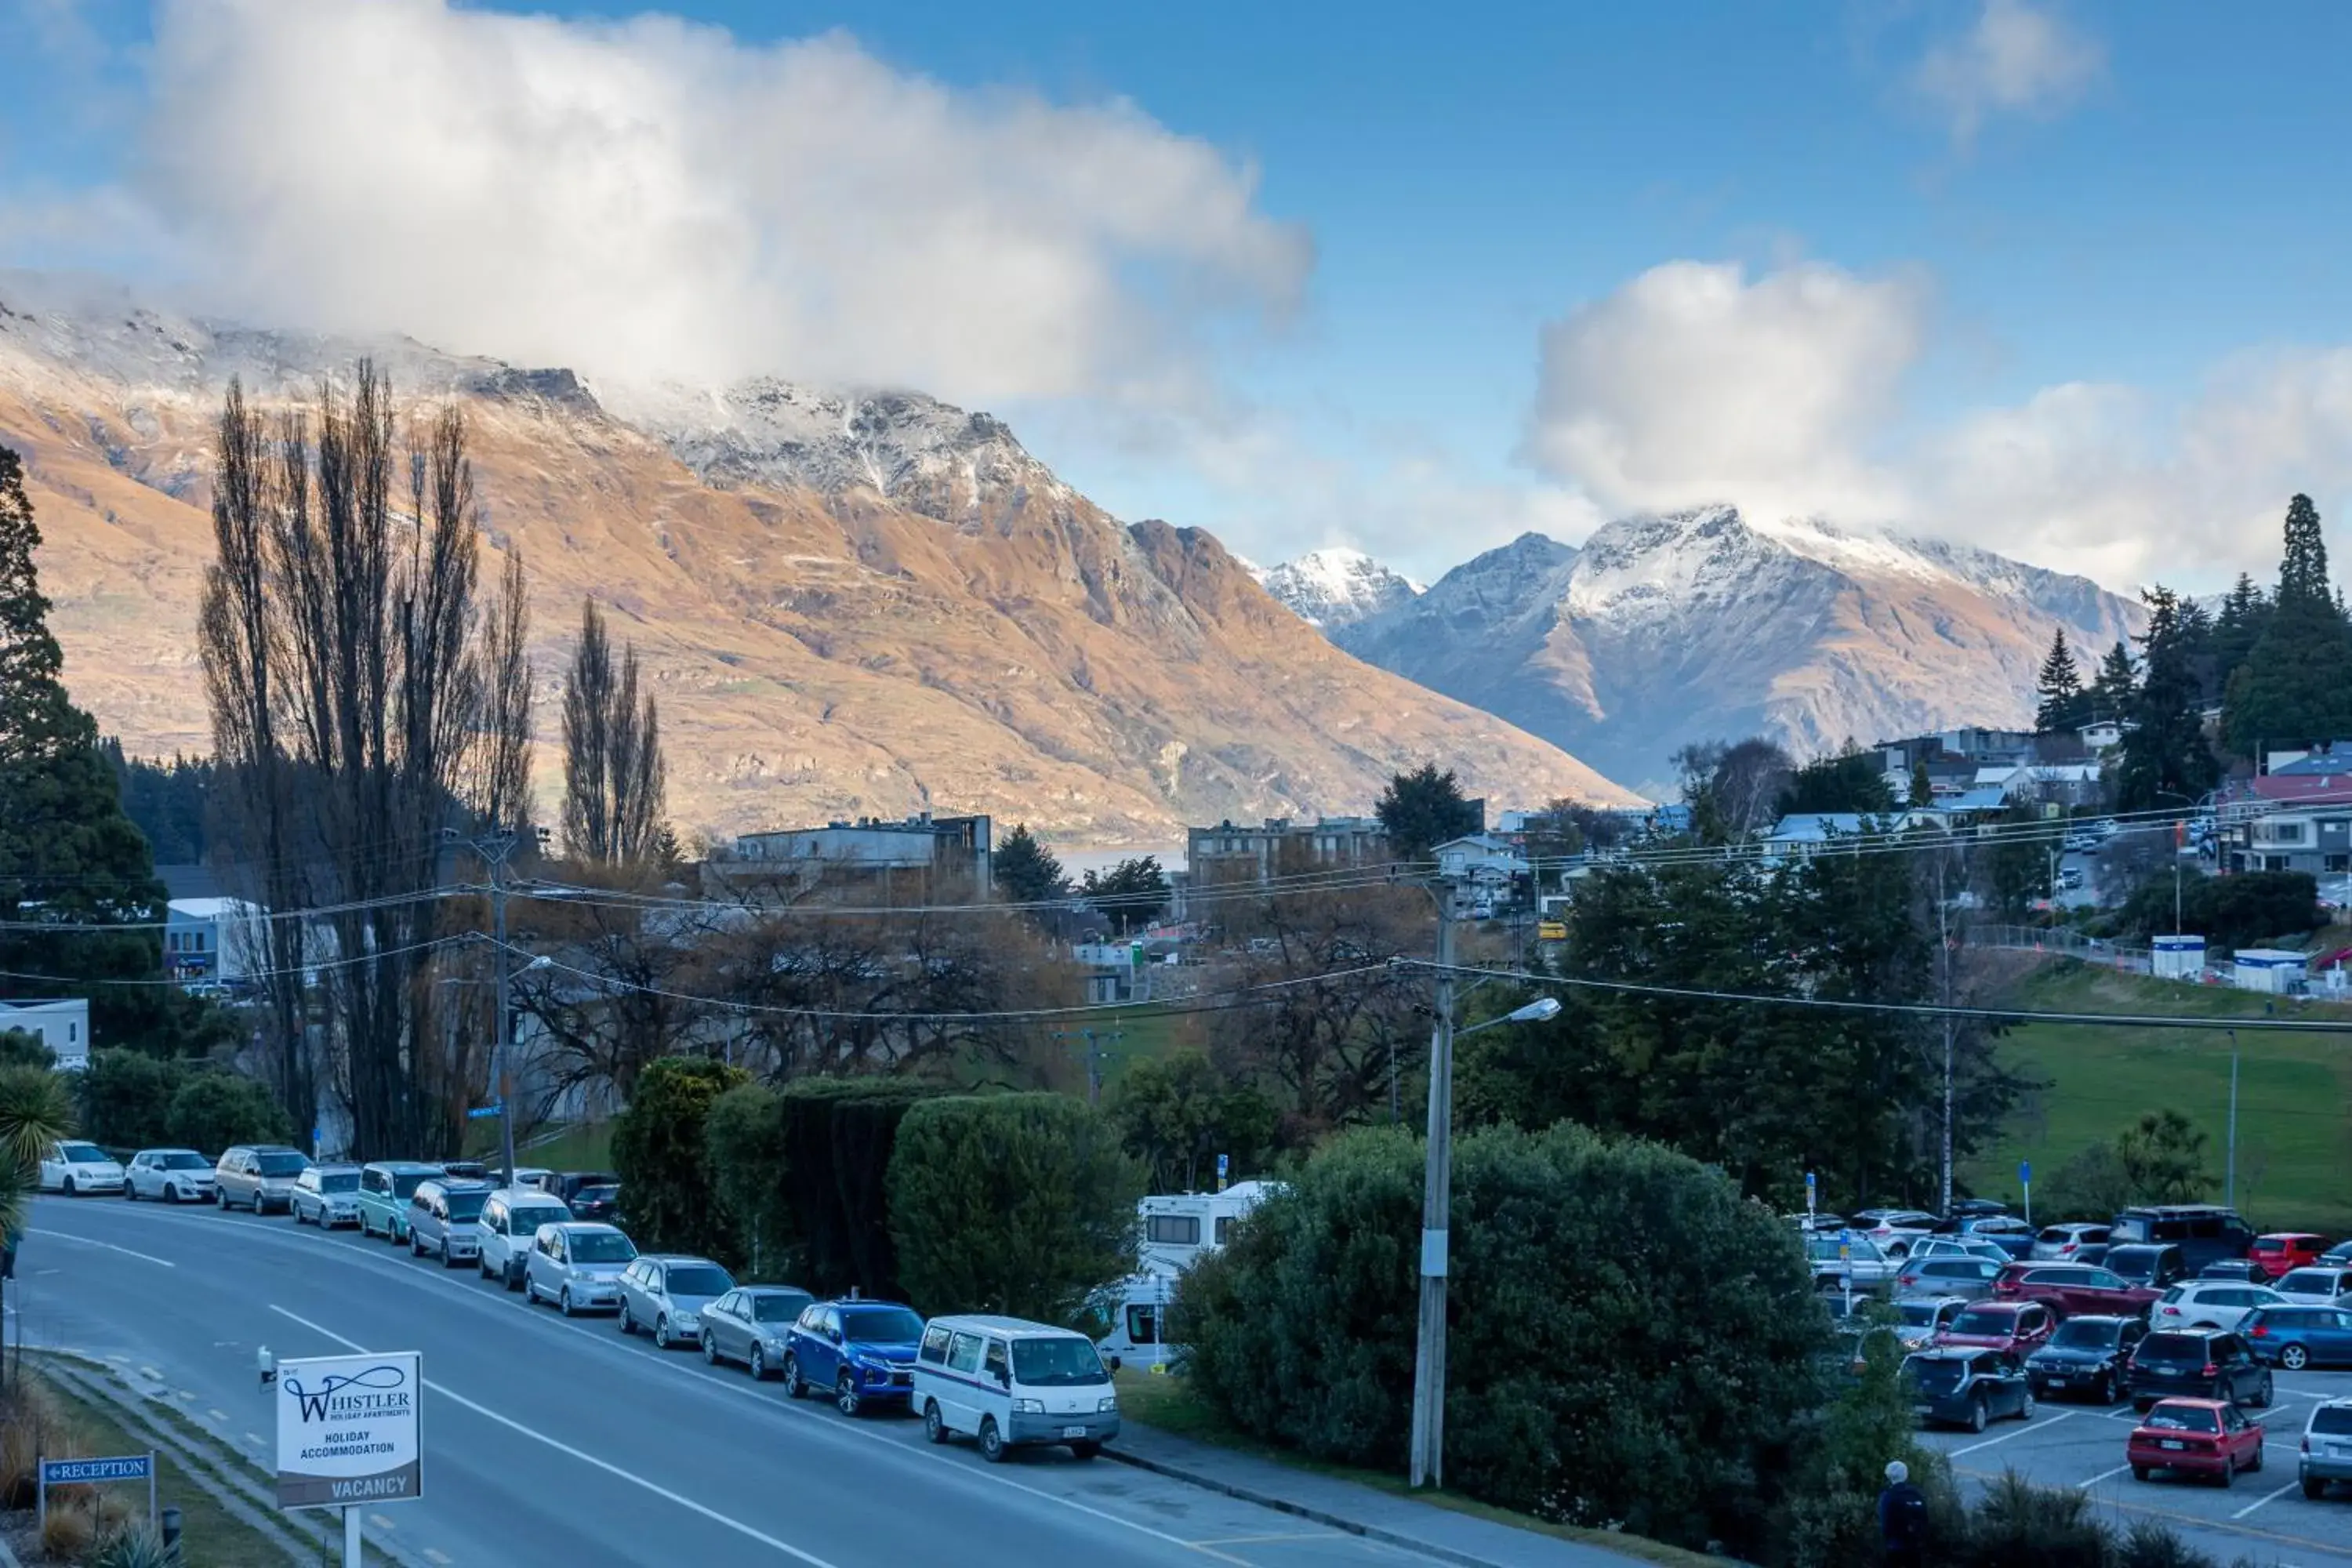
top-left (1921, 1373), bottom-right (2352, 1564)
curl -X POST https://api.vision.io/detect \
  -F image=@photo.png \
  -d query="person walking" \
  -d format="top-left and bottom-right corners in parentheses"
top-left (1878, 1458), bottom-right (1929, 1567)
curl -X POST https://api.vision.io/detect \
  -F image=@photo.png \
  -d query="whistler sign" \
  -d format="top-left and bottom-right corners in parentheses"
top-left (274, 1352), bottom-right (423, 1509)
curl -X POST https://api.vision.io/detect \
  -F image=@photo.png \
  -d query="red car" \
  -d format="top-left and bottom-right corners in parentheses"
top-left (2248, 1233), bottom-right (2327, 1280)
top-left (1994, 1262), bottom-right (2161, 1319)
top-left (2128, 1398), bottom-right (2264, 1486)
top-left (1933, 1300), bottom-right (2057, 1357)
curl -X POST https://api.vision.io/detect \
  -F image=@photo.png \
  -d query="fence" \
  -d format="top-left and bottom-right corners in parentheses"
top-left (1972, 924), bottom-right (2155, 977)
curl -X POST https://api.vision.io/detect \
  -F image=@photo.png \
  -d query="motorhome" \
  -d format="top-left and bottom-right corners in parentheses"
top-left (1137, 1181), bottom-right (1279, 1273)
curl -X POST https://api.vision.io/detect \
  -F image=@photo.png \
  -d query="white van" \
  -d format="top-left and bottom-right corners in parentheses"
top-left (913, 1315), bottom-right (1121, 1462)
top-left (475, 1187), bottom-right (574, 1289)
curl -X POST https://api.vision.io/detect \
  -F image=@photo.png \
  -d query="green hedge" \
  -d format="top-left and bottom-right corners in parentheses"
top-left (779, 1077), bottom-right (943, 1299)
top-left (75, 1051), bottom-right (287, 1155)
top-left (612, 1057), bottom-right (746, 1259)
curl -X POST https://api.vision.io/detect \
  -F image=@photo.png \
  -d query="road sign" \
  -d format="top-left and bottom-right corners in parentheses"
top-left (465, 1105), bottom-right (503, 1120)
top-left (1216, 1153), bottom-right (1229, 1193)
top-left (38, 1453), bottom-right (154, 1536)
top-left (2020, 1160), bottom-right (2031, 1185)
top-left (274, 1352), bottom-right (423, 1510)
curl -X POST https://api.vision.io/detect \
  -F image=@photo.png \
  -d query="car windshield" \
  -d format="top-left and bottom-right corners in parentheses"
top-left (840, 1307), bottom-right (924, 1343)
top-left (577, 1185), bottom-right (618, 1203)
top-left (2107, 1252), bottom-right (2161, 1283)
top-left (1904, 1359), bottom-right (1968, 1395)
top-left (751, 1292), bottom-right (813, 1323)
top-left (2313, 1408), bottom-right (2352, 1437)
top-left (445, 1192), bottom-right (488, 1222)
top-left (390, 1172), bottom-right (430, 1199)
top-left (511, 1207), bottom-right (568, 1236)
top-left (2144, 1405), bottom-right (2220, 1433)
top-left (1948, 1310), bottom-right (2014, 1337)
top-left (256, 1153), bottom-right (306, 1177)
top-left (569, 1232), bottom-right (636, 1264)
top-left (1897, 1302), bottom-right (1946, 1328)
top-left (1010, 1336), bottom-right (1108, 1387)
top-left (666, 1265), bottom-right (733, 1298)
top-left (2050, 1320), bottom-right (2118, 1349)
top-left (161, 1152), bottom-right (209, 1171)
top-left (2281, 1270), bottom-right (2339, 1294)
top-left (60, 1143), bottom-right (107, 1163)
top-left (319, 1172), bottom-right (359, 1193)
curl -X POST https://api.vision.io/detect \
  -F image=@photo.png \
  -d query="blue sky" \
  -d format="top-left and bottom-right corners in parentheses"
top-left (5, 1), bottom-right (2350, 589)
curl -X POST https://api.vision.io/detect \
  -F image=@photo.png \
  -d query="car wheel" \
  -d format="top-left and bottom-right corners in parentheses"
top-left (64, 1176), bottom-right (76, 1197)
top-left (923, 1401), bottom-right (949, 1444)
top-left (1069, 1442), bottom-right (1100, 1461)
top-left (122, 1181), bottom-right (136, 1201)
top-left (782, 1354), bottom-right (804, 1399)
top-left (2132, 1465), bottom-right (2150, 1483)
top-left (836, 1370), bottom-right (862, 1417)
top-left (2284, 1345), bottom-right (2311, 1371)
top-left (2307, 1479), bottom-right (2328, 1500)
top-left (750, 1345), bottom-right (768, 1382)
top-left (441, 1244), bottom-right (463, 1270)
top-left (560, 1287), bottom-right (577, 1318)
top-left (215, 1187), bottom-right (227, 1209)
top-left (978, 1416), bottom-right (1006, 1464)
top-left (2251, 1444), bottom-right (2264, 1474)
top-left (1967, 1395), bottom-right (1988, 1435)
top-left (619, 1306), bottom-right (635, 1335)
top-left (506, 1263), bottom-right (524, 1293)
top-left (163, 1185), bottom-right (178, 1205)
top-left (409, 1231), bottom-right (425, 1257)
top-left (2018, 1389), bottom-right (2036, 1421)
top-left (655, 1314), bottom-right (672, 1350)
top-left (702, 1333), bottom-right (718, 1366)
top-left (2218, 1457), bottom-right (2235, 1489)
top-left (2256, 1373), bottom-right (2274, 1408)
top-left (2098, 1373), bottom-right (2117, 1405)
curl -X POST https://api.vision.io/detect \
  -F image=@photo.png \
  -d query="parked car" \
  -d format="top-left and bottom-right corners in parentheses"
top-left (2200, 1260), bottom-right (2268, 1283)
top-left (1893, 1297), bottom-right (1969, 1352)
top-left (551, 1171), bottom-right (621, 1203)
top-left (1934, 1301), bottom-right (2056, 1358)
top-left (2245, 1306), bottom-right (2352, 1370)
top-left (2031, 1223), bottom-right (2112, 1261)
top-left (439, 1160), bottom-right (490, 1183)
top-left (354, 1161), bottom-right (445, 1242)
top-left (2151, 1281), bottom-right (2286, 1333)
top-left (1901, 1348), bottom-right (2034, 1433)
top-left (522, 1222), bottom-right (637, 1316)
top-left (1909, 1236), bottom-right (2014, 1265)
top-left (2274, 1267), bottom-right (2352, 1308)
top-left (124, 1149), bottom-right (215, 1203)
top-left (214, 1145), bottom-right (308, 1212)
top-left (2129, 1328), bottom-right (2273, 1411)
top-left (2129, 1398), bottom-right (2264, 1487)
top-left (2026, 1315), bottom-right (2147, 1404)
top-left (568, 1184), bottom-right (619, 1223)
top-left (2105, 1243), bottom-right (2192, 1294)
top-left (2321, 1240), bottom-right (2352, 1268)
top-left (476, 1188), bottom-right (573, 1288)
top-left (1993, 1262), bottom-right (2158, 1319)
top-left (783, 1299), bottom-right (927, 1415)
top-left (2111, 1205), bottom-right (2255, 1273)
top-left (1806, 1232), bottom-right (1899, 1292)
top-left (1936, 1215), bottom-right (2037, 1258)
top-left (1894, 1256), bottom-right (2004, 1301)
top-left (2073, 1243), bottom-right (2111, 1269)
top-left (1947, 1199), bottom-right (2010, 1220)
top-left (38, 1141), bottom-right (125, 1196)
top-left (618, 1255), bottom-right (737, 1349)
top-left (407, 1178), bottom-right (492, 1268)
top-left (508, 1166), bottom-right (554, 1191)
top-left (1854, 1210), bottom-right (1939, 1255)
top-left (699, 1286), bottom-right (818, 1379)
top-left (290, 1164), bottom-right (362, 1228)
top-left (2300, 1398), bottom-right (2352, 1498)
top-left (2249, 1233), bottom-right (2328, 1280)
top-left (913, 1315), bottom-right (1121, 1461)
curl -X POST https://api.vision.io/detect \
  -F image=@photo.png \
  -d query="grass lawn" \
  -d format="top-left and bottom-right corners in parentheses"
top-left (473, 1119), bottom-right (615, 1174)
top-left (1111, 1369), bottom-right (1722, 1567)
top-left (1965, 960), bottom-right (2352, 1234)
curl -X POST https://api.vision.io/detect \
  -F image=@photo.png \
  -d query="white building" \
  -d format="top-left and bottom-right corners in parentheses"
top-left (165, 897), bottom-right (264, 991)
top-left (2233, 949), bottom-right (2309, 994)
top-left (0, 998), bottom-right (90, 1068)
top-left (2151, 934), bottom-right (2208, 980)
top-left (1432, 834), bottom-right (1530, 883)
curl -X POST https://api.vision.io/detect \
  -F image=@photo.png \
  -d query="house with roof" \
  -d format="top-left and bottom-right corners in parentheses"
top-left (2220, 774), bottom-right (2352, 877)
top-left (1434, 833), bottom-right (1530, 884)
top-left (0, 998), bottom-right (89, 1068)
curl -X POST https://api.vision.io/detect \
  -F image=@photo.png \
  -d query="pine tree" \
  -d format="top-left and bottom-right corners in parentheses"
top-left (2223, 494), bottom-right (2352, 757)
top-left (994, 824), bottom-right (1067, 907)
top-left (2210, 572), bottom-right (2270, 683)
top-left (2034, 628), bottom-right (2086, 733)
top-left (2090, 641), bottom-right (2137, 722)
top-left (2117, 586), bottom-right (2221, 812)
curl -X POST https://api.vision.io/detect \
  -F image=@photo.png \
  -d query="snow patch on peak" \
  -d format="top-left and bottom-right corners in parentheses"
top-left (1258, 547), bottom-right (1424, 629)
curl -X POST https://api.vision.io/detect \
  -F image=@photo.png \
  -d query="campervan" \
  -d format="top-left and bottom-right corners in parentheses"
top-left (1137, 1181), bottom-right (1279, 1273)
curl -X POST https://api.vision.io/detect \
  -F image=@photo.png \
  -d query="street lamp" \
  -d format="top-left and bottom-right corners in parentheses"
top-left (1455, 996), bottom-right (1562, 1038)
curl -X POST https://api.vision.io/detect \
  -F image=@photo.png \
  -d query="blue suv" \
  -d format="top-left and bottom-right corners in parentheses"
top-left (782, 1298), bottom-right (927, 1415)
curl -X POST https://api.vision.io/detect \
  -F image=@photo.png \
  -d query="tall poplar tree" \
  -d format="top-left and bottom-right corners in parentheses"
top-left (2224, 495), bottom-right (2352, 757)
top-left (561, 598), bottom-right (667, 866)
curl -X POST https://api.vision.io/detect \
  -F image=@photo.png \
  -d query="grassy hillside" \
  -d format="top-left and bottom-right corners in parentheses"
top-left (1964, 961), bottom-right (2352, 1236)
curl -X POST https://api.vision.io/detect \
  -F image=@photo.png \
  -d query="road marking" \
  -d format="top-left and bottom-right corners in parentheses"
top-left (2232, 1477), bottom-right (2301, 1519)
top-left (370, 1513), bottom-right (396, 1531)
top-left (1951, 1410), bottom-right (2074, 1457)
top-left (206, 1409), bottom-right (228, 1423)
top-left (269, 1306), bottom-right (846, 1568)
top-left (2076, 1463), bottom-right (2133, 1488)
top-left (27, 1229), bottom-right (174, 1267)
top-left (1958, 1465), bottom-right (2352, 1559)
top-left (423, 1552), bottom-right (452, 1566)
top-left (1192, 1532), bottom-right (1345, 1545)
top-left (244, 1432), bottom-right (264, 1448)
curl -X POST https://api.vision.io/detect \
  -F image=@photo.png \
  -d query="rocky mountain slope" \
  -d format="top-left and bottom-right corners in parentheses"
top-left (0, 276), bottom-right (1635, 843)
top-left (1309, 506), bottom-right (2142, 797)
top-left (1252, 548), bottom-right (1422, 629)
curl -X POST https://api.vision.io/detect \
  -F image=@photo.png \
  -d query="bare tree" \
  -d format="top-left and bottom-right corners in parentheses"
top-left (561, 598), bottom-right (666, 865)
top-left (474, 550), bottom-right (535, 830)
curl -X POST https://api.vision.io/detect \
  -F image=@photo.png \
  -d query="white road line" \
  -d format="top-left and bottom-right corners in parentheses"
top-left (268, 1305), bottom-right (844, 1568)
top-left (2076, 1463), bottom-right (2133, 1488)
top-left (1951, 1410), bottom-right (2075, 1457)
top-left (2232, 1477), bottom-right (2301, 1519)
top-left (27, 1229), bottom-right (174, 1268)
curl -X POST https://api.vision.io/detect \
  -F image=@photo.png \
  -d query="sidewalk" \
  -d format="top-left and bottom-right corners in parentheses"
top-left (1102, 1421), bottom-right (1671, 1568)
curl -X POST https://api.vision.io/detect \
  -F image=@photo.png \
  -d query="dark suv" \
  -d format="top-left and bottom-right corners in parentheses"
top-left (2111, 1206), bottom-right (2255, 1274)
top-left (1901, 1348), bottom-right (2034, 1433)
top-left (2104, 1243), bottom-right (2191, 1294)
top-left (2026, 1315), bottom-right (2147, 1403)
top-left (2128, 1328), bottom-right (2273, 1412)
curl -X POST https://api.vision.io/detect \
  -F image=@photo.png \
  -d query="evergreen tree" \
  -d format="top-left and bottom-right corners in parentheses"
top-left (2089, 640), bottom-right (2137, 722)
top-left (2116, 586), bottom-right (2220, 812)
top-left (1083, 856), bottom-right (1171, 935)
top-left (2212, 572), bottom-right (2272, 677)
top-left (1775, 746), bottom-right (1893, 815)
top-left (2224, 494), bottom-right (2352, 757)
top-left (1374, 763), bottom-right (1482, 861)
top-left (993, 824), bottom-right (1067, 907)
top-left (0, 447), bottom-right (174, 1048)
top-left (1907, 760), bottom-right (1933, 808)
top-left (2033, 628), bottom-right (2086, 733)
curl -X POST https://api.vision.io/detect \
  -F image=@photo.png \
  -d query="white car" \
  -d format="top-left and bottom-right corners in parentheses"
top-left (125, 1148), bottom-right (216, 1203)
top-left (1807, 1232), bottom-right (1899, 1291)
top-left (2152, 1280), bottom-right (2286, 1332)
top-left (2031, 1223), bottom-right (2111, 1262)
top-left (476, 1189), bottom-right (575, 1290)
top-left (2274, 1267), bottom-right (2352, 1308)
top-left (1909, 1236), bottom-right (2013, 1265)
top-left (1853, 1210), bottom-right (1938, 1255)
top-left (39, 1141), bottom-right (125, 1196)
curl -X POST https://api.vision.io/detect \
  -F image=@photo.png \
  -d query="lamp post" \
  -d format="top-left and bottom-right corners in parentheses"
top-left (2226, 1027), bottom-right (2240, 1210)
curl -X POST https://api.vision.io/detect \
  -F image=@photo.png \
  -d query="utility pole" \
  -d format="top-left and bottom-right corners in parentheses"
top-left (2226, 1028), bottom-right (2240, 1210)
top-left (456, 826), bottom-right (523, 1189)
top-left (1051, 1028), bottom-right (1124, 1106)
top-left (1408, 884), bottom-right (1457, 1490)
top-left (1935, 855), bottom-right (1955, 1216)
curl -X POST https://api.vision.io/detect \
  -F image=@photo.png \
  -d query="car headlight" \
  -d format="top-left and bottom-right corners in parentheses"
top-left (1013, 1398), bottom-right (1044, 1414)
top-left (1098, 1396), bottom-right (1118, 1413)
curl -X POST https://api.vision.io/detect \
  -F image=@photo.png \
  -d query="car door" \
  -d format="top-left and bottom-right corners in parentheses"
top-left (2317, 1310), bottom-right (2352, 1368)
top-left (2018, 1305), bottom-right (2053, 1352)
top-left (2221, 1336), bottom-right (2261, 1402)
top-left (2220, 1401), bottom-right (2255, 1465)
top-left (1996, 1353), bottom-right (2029, 1417)
top-left (789, 1306), bottom-right (829, 1383)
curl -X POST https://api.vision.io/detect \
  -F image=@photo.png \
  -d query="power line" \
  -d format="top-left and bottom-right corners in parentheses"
top-left (0, 884), bottom-right (475, 934)
top-left (0, 935), bottom-right (469, 989)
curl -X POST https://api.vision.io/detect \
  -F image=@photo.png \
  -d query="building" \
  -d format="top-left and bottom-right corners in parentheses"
top-left (0, 998), bottom-right (90, 1068)
top-left (2233, 949), bottom-right (2310, 994)
top-left (2219, 776), bottom-right (2352, 875)
top-left (1433, 833), bottom-right (1530, 883)
top-left (165, 897), bottom-right (263, 991)
top-left (1185, 816), bottom-right (1392, 885)
top-left (728, 812), bottom-right (992, 889)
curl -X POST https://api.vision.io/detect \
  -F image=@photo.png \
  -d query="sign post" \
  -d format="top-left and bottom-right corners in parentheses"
top-left (1805, 1170), bottom-right (1817, 1227)
top-left (274, 1350), bottom-right (423, 1568)
top-left (2020, 1160), bottom-right (2032, 1228)
top-left (37, 1453), bottom-right (154, 1536)
top-left (1215, 1152), bottom-right (1229, 1194)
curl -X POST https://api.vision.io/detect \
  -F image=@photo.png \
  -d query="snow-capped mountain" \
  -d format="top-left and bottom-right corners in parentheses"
top-left (1327, 506), bottom-right (2143, 797)
top-left (1254, 547), bottom-right (1423, 629)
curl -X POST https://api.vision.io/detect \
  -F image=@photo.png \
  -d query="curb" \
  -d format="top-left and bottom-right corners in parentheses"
top-left (1101, 1442), bottom-right (1508, 1568)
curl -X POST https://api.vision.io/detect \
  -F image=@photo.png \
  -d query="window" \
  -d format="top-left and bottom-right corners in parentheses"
top-left (2330, 855), bottom-right (2351, 873)
top-left (947, 1332), bottom-right (985, 1375)
top-left (1147, 1215), bottom-right (1200, 1245)
top-left (982, 1339), bottom-right (1011, 1385)
top-left (1214, 1218), bottom-right (1235, 1244)
top-left (920, 1326), bottom-right (953, 1366)
top-left (1126, 1305), bottom-right (1160, 1345)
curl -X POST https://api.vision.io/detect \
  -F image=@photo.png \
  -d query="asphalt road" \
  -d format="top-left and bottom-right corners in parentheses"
top-left (12, 1192), bottom-right (1461, 1568)
top-left (1918, 1371), bottom-right (2352, 1566)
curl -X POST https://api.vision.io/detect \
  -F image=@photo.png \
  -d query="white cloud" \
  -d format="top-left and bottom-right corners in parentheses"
top-left (1915, 0), bottom-right (2104, 147)
top-left (131, 0), bottom-right (1308, 406)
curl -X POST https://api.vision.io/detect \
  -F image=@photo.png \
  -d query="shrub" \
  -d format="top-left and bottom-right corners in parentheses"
top-left (1178, 1123), bottom-right (1827, 1557)
top-left (612, 1056), bottom-right (746, 1258)
top-left (1958, 1470), bottom-right (2108, 1568)
top-left (164, 1070), bottom-right (292, 1156)
top-left (887, 1092), bottom-right (1142, 1326)
top-left (703, 1083), bottom-right (789, 1279)
top-left (2113, 1519), bottom-right (2219, 1568)
top-left (0, 1029), bottom-right (52, 1071)
top-left (95, 1523), bottom-right (176, 1568)
top-left (74, 1051), bottom-right (182, 1151)
top-left (779, 1078), bottom-right (943, 1298)
top-left (2118, 869), bottom-right (2324, 950)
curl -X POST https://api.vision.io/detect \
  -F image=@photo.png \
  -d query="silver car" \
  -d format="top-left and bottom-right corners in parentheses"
top-left (699, 1286), bottom-right (818, 1378)
top-left (523, 1222), bottom-right (637, 1316)
top-left (406, 1179), bottom-right (492, 1267)
top-left (1895, 1254), bottom-right (2005, 1301)
top-left (2031, 1223), bottom-right (2112, 1261)
top-left (125, 1149), bottom-right (216, 1203)
top-left (291, 1164), bottom-right (363, 1227)
top-left (215, 1145), bottom-right (310, 1213)
top-left (619, 1255), bottom-right (736, 1350)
